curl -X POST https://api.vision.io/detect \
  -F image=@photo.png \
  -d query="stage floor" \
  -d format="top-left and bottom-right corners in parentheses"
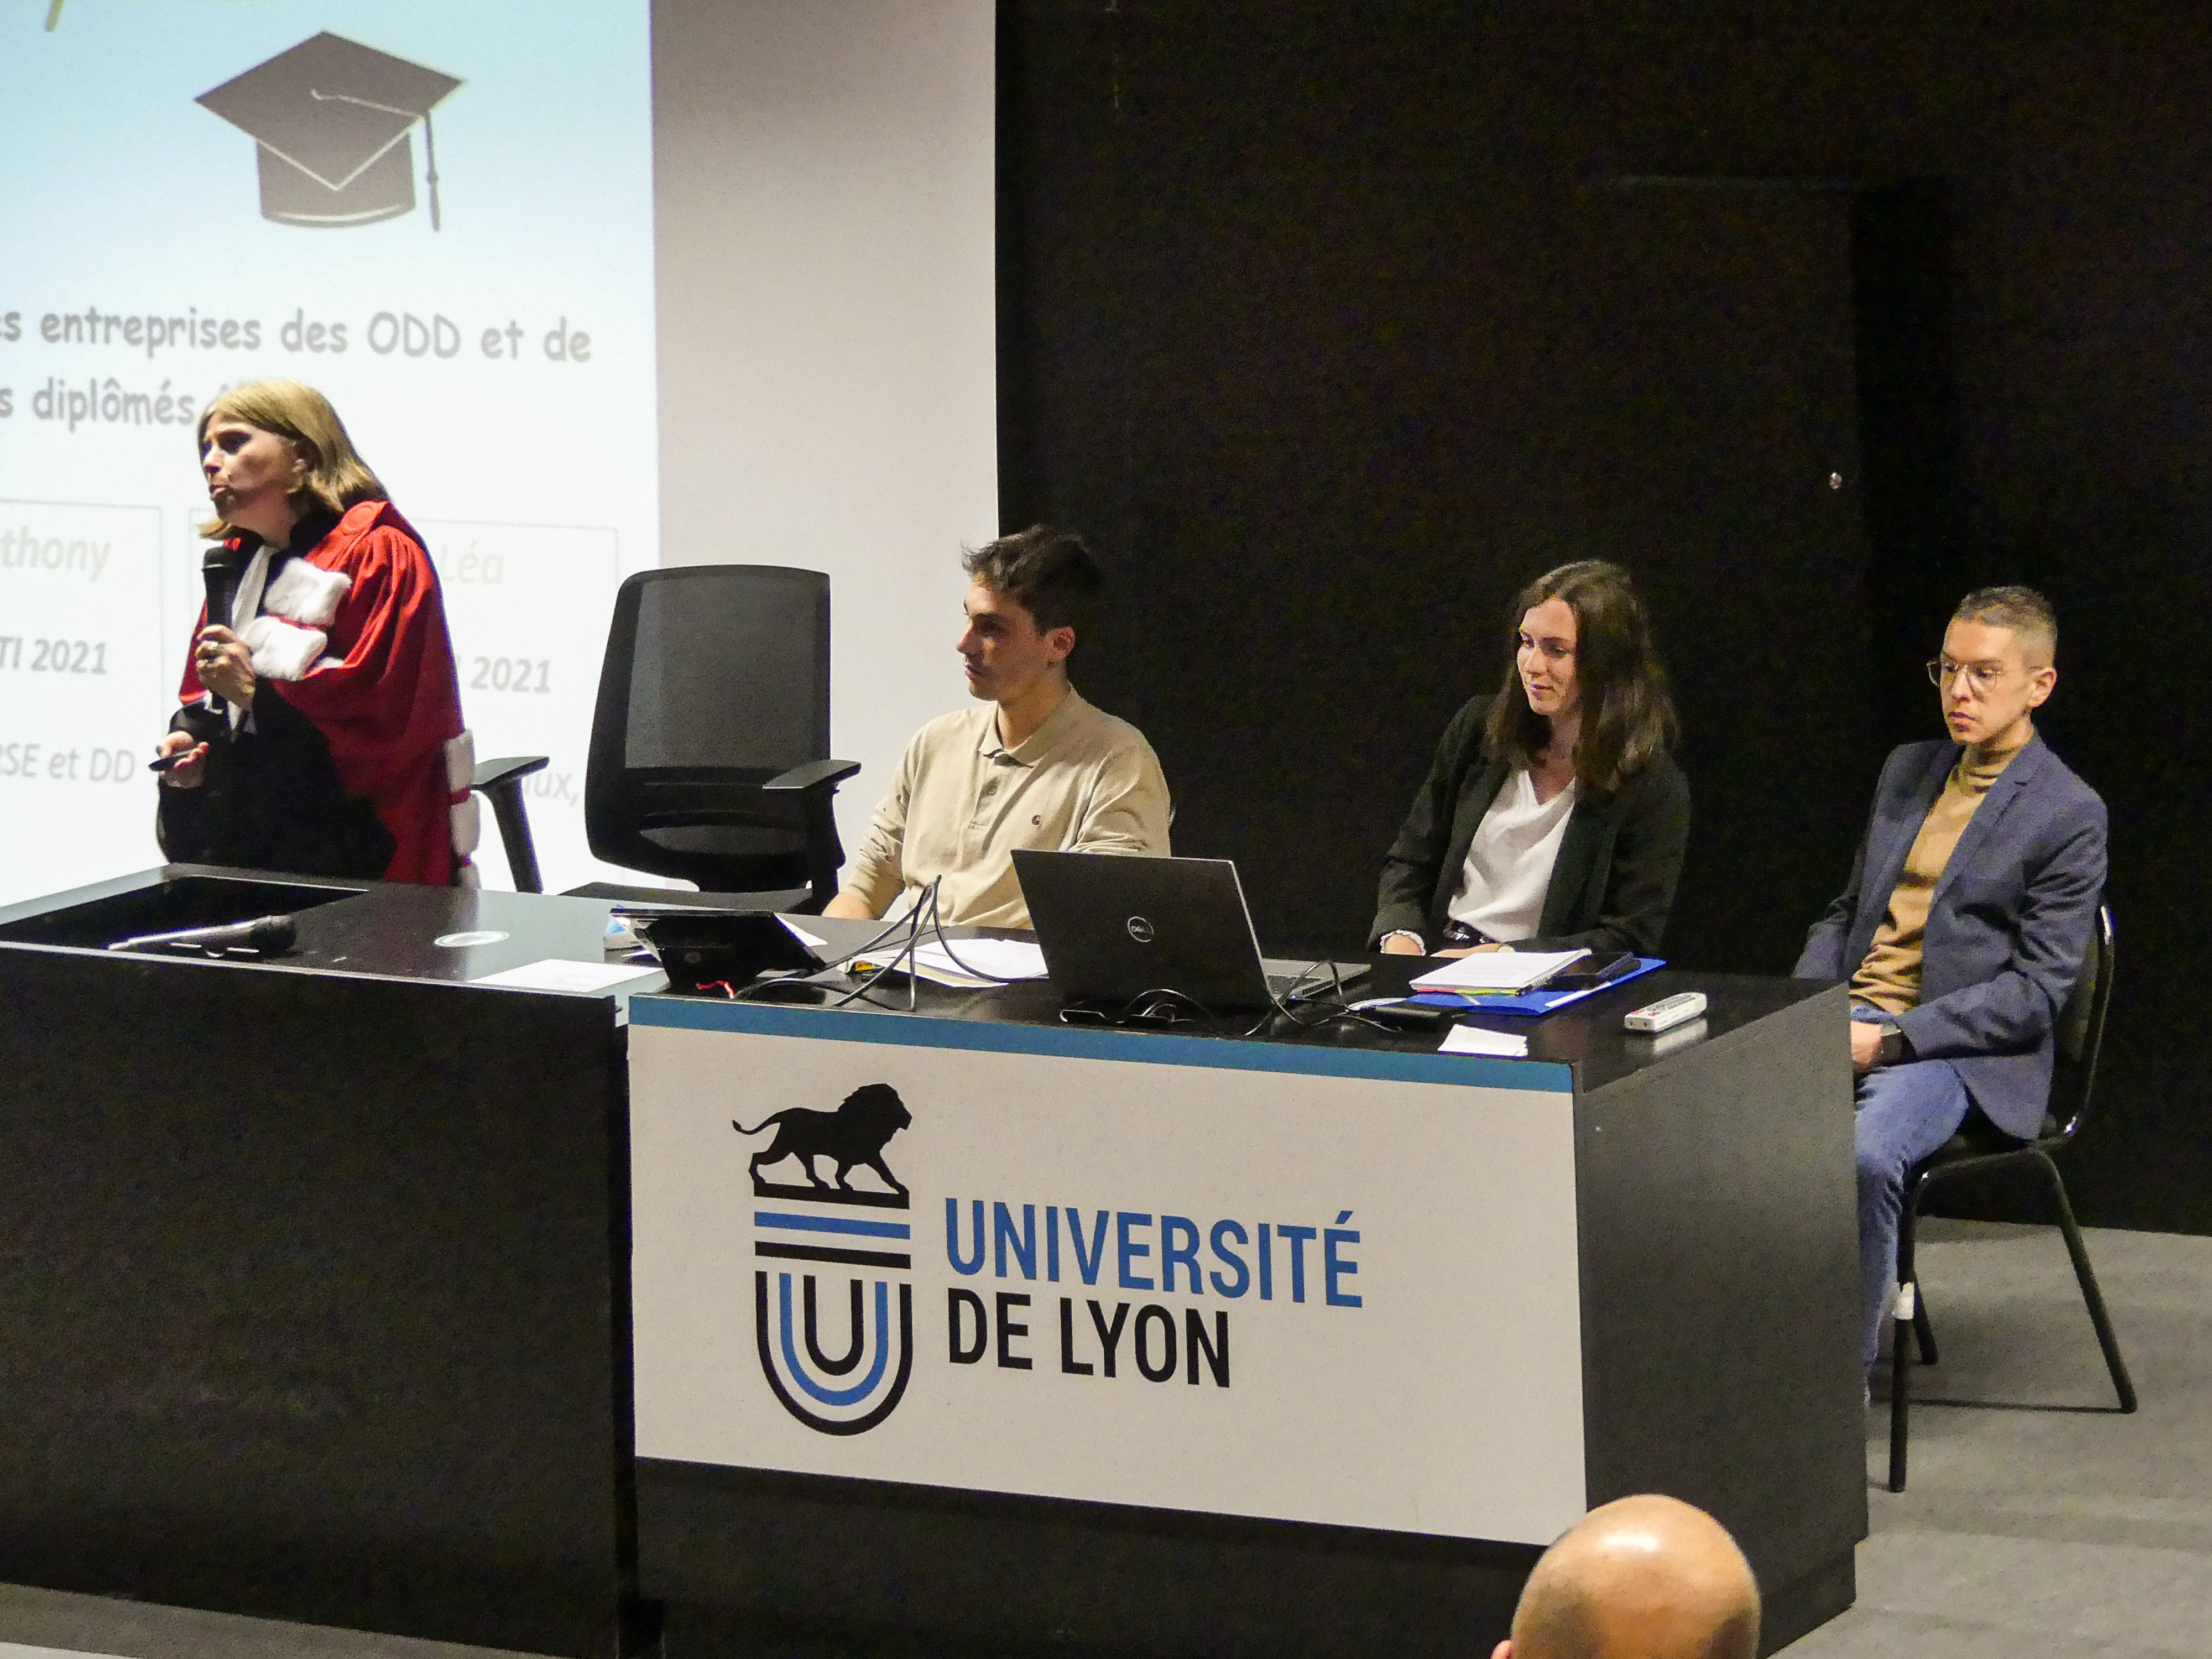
top-left (3, 1219), bottom-right (2204, 1659)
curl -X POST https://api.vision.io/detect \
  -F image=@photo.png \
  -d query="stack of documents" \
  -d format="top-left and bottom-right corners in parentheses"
top-left (853, 937), bottom-right (1051, 989)
top-left (1407, 948), bottom-right (1588, 994)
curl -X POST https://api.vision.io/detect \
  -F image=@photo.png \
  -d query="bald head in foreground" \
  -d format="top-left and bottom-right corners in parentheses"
top-left (1494, 1495), bottom-right (1761, 1659)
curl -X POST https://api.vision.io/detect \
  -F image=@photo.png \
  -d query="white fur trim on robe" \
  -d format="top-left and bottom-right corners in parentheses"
top-left (239, 614), bottom-right (329, 682)
top-left (229, 546), bottom-right (274, 632)
top-left (450, 793), bottom-right (482, 858)
top-left (262, 557), bottom-right (352, 628)
top-left (444, 730), bottom-right (477, 794)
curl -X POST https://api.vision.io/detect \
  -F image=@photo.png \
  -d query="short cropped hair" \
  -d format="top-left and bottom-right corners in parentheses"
top-left (197, 379), bottom-right (387, 540)
top-left (1484, 559), bottom-right (1679, 795)
top-left (1953, 585), bottom-right (2057, 662)
top-left (961, 524), bottom-right (1105, 645)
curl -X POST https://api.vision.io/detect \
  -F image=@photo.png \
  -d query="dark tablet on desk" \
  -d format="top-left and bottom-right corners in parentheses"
top-left (638, 913), bottom-right (820, 994)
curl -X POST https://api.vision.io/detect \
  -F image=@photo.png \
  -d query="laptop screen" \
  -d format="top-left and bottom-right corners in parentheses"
top-left (1011, 851), bottom-right (1276, 1010)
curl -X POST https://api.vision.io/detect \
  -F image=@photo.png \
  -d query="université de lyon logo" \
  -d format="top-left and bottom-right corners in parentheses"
top-left (734, 1083), bottom-right (915, 1435)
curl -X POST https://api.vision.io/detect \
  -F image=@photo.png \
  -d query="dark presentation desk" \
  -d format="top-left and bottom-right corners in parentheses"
top-left (630, 928), bottom-right (1869, 1658)
top-left (0, 865), bottom-right (650, 1657)
top-left (0, 873), bottom-right (1865, 1659)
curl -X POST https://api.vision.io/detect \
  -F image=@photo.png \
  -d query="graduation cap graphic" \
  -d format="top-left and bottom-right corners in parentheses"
top-left (197, 33), bottom-right (462, 230)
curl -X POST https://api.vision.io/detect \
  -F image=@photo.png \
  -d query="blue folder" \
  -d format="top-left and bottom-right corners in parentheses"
top-left (1402, 956), bottom-right (1666, 1018)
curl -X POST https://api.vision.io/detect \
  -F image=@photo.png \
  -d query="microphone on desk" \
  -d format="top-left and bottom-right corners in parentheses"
top-left (106, 914), bottom-right (299, 958)
top-left (199, 544), bottom-right (249, 716)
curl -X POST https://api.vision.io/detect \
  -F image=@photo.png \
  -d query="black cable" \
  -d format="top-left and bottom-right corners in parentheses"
top-left (740, 899), bottom-right (1395, 1040)
top-left (1056, 986), bottom-right (1220, 1028)
top-left (1241, 957), bottom-right (1398, 1039)
top-left (907, 881), bottom-right (1029, 987)
top-left (826, 879), bottom-right (936, 1010)
top-left (700, 902), bottom-right (931, 1005)
top-left (814, 902), bottom-right (933, 974)
top-left (1128, 987), bottom-right (1217, 1024)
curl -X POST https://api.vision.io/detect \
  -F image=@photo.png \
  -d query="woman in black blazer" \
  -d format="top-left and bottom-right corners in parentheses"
top-left (1370, 560), bottom-right (1690, 958)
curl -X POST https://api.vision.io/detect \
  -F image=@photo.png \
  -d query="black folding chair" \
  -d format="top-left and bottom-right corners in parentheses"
top-left (1886, 903), bottom-right (2137, 1491)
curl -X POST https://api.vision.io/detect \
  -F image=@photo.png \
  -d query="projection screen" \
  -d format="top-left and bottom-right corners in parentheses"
top-left (0, 0), bottom-right (997, 902)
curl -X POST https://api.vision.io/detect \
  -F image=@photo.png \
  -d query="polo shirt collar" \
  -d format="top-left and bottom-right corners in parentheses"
top-left (981, 685), bottom-right (1088, 766)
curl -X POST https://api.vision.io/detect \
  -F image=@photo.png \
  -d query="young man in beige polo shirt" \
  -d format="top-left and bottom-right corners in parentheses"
top-left (824, 526), bottom-right (1172, 928)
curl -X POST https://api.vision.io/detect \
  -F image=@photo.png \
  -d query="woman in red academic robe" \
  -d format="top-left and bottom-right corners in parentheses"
top-left (155, 380), bottom-right (477, 884)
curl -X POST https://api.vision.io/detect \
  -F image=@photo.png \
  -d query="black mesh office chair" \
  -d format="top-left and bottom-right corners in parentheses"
top-left (472, 566), bottom-right (858, 911)
top-left (1885, 904), bottom-right (2136, 1491)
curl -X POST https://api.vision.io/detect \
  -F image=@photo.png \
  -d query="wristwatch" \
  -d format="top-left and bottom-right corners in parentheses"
top-left (1875, 1022), bottom-right (1911, 1067)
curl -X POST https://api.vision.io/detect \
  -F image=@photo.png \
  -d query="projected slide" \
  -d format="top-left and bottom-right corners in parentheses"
top-left (0, 0), bottom-right (655, 902)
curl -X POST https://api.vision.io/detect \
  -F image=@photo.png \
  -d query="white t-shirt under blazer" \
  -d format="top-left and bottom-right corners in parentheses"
top-left (1444, 768), bottom-right (1577, 942)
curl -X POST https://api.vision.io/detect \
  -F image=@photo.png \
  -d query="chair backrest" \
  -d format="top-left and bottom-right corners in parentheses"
top-left (584, 565), bottom-right (833, 888)
top-left (2046, 904), bottom-right (2115, 1143)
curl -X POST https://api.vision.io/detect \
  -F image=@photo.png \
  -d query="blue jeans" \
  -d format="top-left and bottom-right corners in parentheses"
top-left (1851, 1005), bottom-right (1971, 1375)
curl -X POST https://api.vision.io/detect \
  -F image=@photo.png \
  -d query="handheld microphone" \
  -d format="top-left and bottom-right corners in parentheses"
top-left (200, 544), bottom-right (248, 713)
top-left (106, 914), bottom-right (298, 958)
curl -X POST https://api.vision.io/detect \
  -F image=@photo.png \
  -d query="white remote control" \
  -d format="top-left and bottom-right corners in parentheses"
top-left (1624, 991), bottom-right (1707, 1033)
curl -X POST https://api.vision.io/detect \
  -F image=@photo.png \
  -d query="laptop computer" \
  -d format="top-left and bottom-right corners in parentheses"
top-left (1011, 850), bottom-right (1366, 1011)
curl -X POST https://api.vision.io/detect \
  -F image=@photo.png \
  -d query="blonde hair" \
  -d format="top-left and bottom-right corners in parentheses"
top-left (196, 379), bottom-right (386, 540)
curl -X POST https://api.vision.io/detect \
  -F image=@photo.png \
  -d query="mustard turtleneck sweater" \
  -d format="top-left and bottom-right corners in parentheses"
top-left (1850, 729), bottom-right (2030, 1014)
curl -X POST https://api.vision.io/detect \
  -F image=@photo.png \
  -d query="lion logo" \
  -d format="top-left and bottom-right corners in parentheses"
top-left (743, 1082), bottom-right (917, 1435)
top-left (735, 1082), bottom-right (911, 1198)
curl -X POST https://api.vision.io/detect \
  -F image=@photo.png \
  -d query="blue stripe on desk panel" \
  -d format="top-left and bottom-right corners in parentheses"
top-left (754, 1212), bottom-right (913, 1239)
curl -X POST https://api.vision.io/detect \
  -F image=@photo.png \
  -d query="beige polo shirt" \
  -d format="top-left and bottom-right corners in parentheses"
top-left (839, 687), bottom-right (1173, 927)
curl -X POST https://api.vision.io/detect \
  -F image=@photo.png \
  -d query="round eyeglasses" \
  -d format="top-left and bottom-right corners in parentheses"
top-left (1926, 658), bottom-right (2008, 695)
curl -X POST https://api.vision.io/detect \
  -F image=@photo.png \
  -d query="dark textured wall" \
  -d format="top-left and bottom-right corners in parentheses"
top-left (995, 2), bottom-right (2212, 1233)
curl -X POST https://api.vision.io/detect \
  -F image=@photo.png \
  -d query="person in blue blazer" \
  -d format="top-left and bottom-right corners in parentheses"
top-left (1796, 586), bottom-right (2107, 1385)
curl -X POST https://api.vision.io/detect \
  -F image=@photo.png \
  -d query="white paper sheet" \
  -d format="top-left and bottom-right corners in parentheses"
top-left (1408, 948), bottom-right (1589, 993)
top-left (1437, 1024), bottom-right (1530, 1058)
top-left (852, 938), bottom-right (1050, 988)
top-left (918, 938), bottom-right (1049, 980)
top-left (472, 958), bottom-right (668, 995)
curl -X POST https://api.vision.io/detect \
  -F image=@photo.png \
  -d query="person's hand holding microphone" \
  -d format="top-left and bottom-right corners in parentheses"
top-left (193, 624), bottom-right (256, 706)
top-left (153, 539), bottom-right (254, 785)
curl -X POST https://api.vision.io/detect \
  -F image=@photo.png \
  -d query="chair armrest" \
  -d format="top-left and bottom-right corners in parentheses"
top-left (472, 755), bottom-right (550, 791)
top-left (468, 755), bottom-right (547, 893)
top-left (763, 758), bottom-right (860, 795)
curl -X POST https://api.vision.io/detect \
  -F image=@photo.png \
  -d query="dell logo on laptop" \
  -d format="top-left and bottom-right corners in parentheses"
top-left (1125, 916), bottom-right (1156, 944)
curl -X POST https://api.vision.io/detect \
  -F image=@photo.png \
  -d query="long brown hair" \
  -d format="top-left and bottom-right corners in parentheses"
top-left (1482, 560), bottom-right (1678, 793)
top-left (196, 379), bottom-right (387, 540)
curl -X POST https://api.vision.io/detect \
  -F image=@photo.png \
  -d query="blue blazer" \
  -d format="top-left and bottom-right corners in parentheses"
top-left (1793, 734), bottom-right (2107, 1139)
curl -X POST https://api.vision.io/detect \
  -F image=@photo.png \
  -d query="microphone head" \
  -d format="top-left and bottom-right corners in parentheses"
top-left (104, 912), bottom-right (298, 957)
top-left (201, 542), bottom-right (248, 627)
top-left (244, 915), bottom-right (299, 956)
